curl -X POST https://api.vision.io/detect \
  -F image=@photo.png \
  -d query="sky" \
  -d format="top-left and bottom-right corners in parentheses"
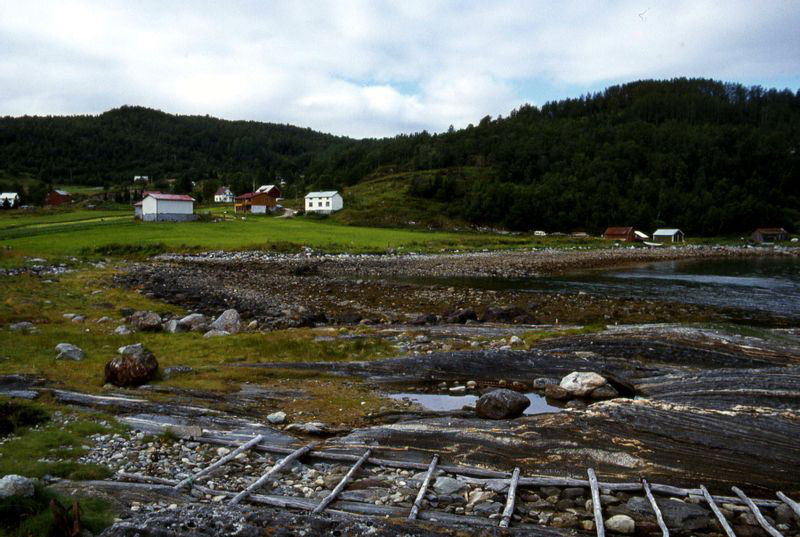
top-left (1, 0), bottom-right (799, 138)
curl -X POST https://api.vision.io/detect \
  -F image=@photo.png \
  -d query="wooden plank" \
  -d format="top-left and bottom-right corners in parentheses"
top-left (174, 434), bottom-right (264, 490)
top-left (408, 454), bottom-right (438, 520)
top-left (588, 468), bottom-right (605, 537)
top-left (777, 492), bottom-right (800, 519)
top-left (229, 442), bottom-right (316, 506)
top-left (700, 485), bottom-right (737, 537)
top-left (499, 467), bottom-right (521, 528)
top-left (312, 449), bottom-right (371, 514)
top-left (732, 487), bottom-right (784, 537)
top-left (642, 478), bottom-right (669, 537)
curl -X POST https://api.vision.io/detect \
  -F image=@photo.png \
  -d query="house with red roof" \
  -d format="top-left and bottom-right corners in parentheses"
top-left (138, 192), bottom-right (196, 222)
top-left (234, 191), bottom-right (277, 214)
top-left (214, 186), bottom-right (234, 203)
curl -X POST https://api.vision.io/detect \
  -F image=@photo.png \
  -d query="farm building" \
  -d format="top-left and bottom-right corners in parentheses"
top-left (751, 228), bottom-right (788, 243)
top-left (214, 186), bottom-right (235, 203)
top-left (256, 184), bottom-right (282, 198)
top-left (234, 191), bottom-right (277, 213)
top-left (652, 229), bottom-right (684, 243)
top-left (305, 191), bottom-right (343, 214)
top-left (603, 227), bottom-right (636, 242)
top-left (0, 192), bottom-right (19, 208)
top-left (46, 190), bottom-right (73, 206)
top-left (138, 192), bottom-right (196, 222)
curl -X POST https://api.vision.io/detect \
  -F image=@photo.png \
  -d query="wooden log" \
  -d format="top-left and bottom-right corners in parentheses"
top-left (408, 454), bottom-right (438, 520)
top-left (229, 442), bottom-right (316, 506)
top-left (174, 434), bottom-right (265, 490)
top-left (499, 467), bottom-right (521, 528)
top-left (196, 436), bottom-right (781, 507)
top-left (732, 487), bottom-right (784, 537)
top-left (588, 468), bottom-right (605, 537)
top-left (312, 449), bottom-right (371, 514)
top-left (776, 492), bottom-right (800, 519)
top-left (642, 478), bottom-right (669, 537)
top-left (700, 485), bottom-right (737, 537)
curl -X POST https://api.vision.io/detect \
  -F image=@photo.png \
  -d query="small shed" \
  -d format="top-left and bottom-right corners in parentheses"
top-left (46, 190), bottom-right (73, 206)
top-left (214, 186), bottom-right (234, 203)
top-left (256, 184), bottom-right (282, 198)
top-left (653, 229), bottom-right (684, 243)
top-left (140, 193), bottom-right (196, 222)
top-left (0, 192), bottom-right (20, 208)
top-left (603, 227), bottom-right (636, 242)
top-left (235, 191), bottom-right (277, 213)
top-left (305, 191), bottom-right (343, 214)
top-left (751, 228), bottom-right (788, 243)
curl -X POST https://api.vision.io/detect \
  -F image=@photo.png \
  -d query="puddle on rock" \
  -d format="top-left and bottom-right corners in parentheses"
top-left (388, 392), bottom-right (563, 414)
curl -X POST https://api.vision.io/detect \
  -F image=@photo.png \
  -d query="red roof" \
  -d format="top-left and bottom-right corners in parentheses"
top-left (145, 193), bottom-right (194, 202)
top-left (604, 227), bottom-right (634, 235)
top-left (235, 191), bottom-right (264, 200)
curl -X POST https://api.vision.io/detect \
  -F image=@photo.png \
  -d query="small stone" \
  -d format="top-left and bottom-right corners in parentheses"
top-left (560, 371), bottom-right (607, 397)
top-left (433, 476), bottom-right (466, 495)
top-left (209, 309), bottom-right (241, 334)
top-left (203, 329), bottom-right (230, 338)
top-left (114, 325), bottom-right (132, 335)
top-left (267, 411), bottom-right (287, 425)
top-left (475, 388), bottom-right (530, 419)
top-left (9, 322), bottom-right (36, 332)
top-left (55, 343), bottom-right (84, 361)
top-left (544, 384), bottom-right (571, 400)
top-left (605, 514), bottom-right (635, 534)
top-left (509, 335), bottom-right (523, 345)
top-left (449, 385), bottom-right (466, 394)
top-left (0, 475), bottom-right (35, 498)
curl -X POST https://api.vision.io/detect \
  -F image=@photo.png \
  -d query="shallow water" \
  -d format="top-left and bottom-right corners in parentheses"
top-left (388, 392), bottom-right (563, 414)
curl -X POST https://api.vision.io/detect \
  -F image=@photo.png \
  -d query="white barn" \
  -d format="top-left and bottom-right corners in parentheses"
top-left (652, 229), bottom-right (684, 243)
top-left (1, 192), bottom-right (20, 208)
top-left (305, 191), bottom-right (343, 214)
top-left (139, 193), bottom-right (196, 222)
top-left (214, 186), bottom-right (234, 203)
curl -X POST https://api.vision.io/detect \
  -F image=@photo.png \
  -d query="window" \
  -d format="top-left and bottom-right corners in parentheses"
top-left (326, 201), bottom-right (330, 207)
top-left (318, 201), bottom-right (323, 207)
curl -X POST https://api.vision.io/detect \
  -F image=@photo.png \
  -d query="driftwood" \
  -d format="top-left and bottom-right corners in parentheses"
top-left (588, 468), bottom-right (605, 537)
top-left (777, 492), bottom-right (800, 519)
top-left (732, 487), bottom-right (784, 537)
top-left (313, 449), bottom-right (371, 514)
top-left (700, 485), bottom-right (737, 537)
top-left (408, 454), bottom-right (438, 520)
top-left (500, 467), bottom-right (521, 529)
top-left (230, 443), bottom-right (316, 506)
top-left (174, 434), bottom-right (265, 490)
top-left (642, 478), bottom-right (669, 537)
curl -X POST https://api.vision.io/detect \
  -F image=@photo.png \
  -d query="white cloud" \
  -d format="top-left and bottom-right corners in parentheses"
top-left (0, 0), bottom-right (798, 137)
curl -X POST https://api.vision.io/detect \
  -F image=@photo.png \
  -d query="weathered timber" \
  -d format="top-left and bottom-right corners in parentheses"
top-left (732, 487), bottom-right (784, 537)
top-left (312, 449), bottom-right (371, 514)
top-left (500, 467), bottom-right (521, 528)
top-left (229, 442), bottom-right (316, 506)
top-left (777, 492), bottom-right (800, 519)
top-left (588, 468), bottom-right (605, 537)
top-left (642, 478), bottom-right (669, 537)
top-left (174, 434), bottom-right (264, 490)
top-left (408, 454), bottom-right (438, 520)
top-left (197, 435), bottom-right (782, 507)
top-left (700, 485), bottom-right (737, 537)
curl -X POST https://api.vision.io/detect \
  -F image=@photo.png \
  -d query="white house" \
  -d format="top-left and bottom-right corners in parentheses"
top-left (139, 193), bottom-right (196, 222)
top-left (214, 186), bottom-right (234, 203)
top-left (305, 191), bottom-right (343, 214)
top-left (0, 192), bottom-right (20, 208)
top-left (652, 229), bottom-right (685, 243)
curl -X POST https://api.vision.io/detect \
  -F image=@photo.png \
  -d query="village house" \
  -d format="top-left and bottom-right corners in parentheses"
top-left (652, 229), bottom-right (685, 243)
top-left (234, 191), bottom-right (277, 214)
top-left (214, 186), bottom-right (235, 203)
top-left (0, 192), bottom-right (20, 208)
top-left (133, 175), bottom-right (149, 184)
top-left (137, 192), bottom-right (196, 222)
top-left (751, 227), bottom-right (788, 243)
top-left (46, 190), bottom-right (73, 206)
top-left (256, 184), bottom-right (282, 198)
top-left (602, 227), bottom-right (636, 242)
top-left (305, 191), bottom-right (343, 214)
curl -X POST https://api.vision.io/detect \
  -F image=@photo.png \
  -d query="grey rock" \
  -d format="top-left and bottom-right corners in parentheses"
top-left (0, 474), bottom-right (35, 498)
top-left (209, 309), bottom-right (240, 334)
top-left (590, 384), bottom-right (620, 400)
top-left (775, 503), bottom-right (797, 524)
top-left (605, 514), bottom-right (635, 534)
top-left (55, 343), bottom-right (84, 361)
top-left (130, 311), bottom-right (162, 332)
top-left (163, 366), bottom-right (193, 379)
top-left (544, 384), bottom-right (571, 400)
top-left (433, 476), bottom-right (466, 495)
top-left (560, 371), bottom-right (607, 397)
top-left (203, 329), bottom-right (230, 338)
top-left (177, 313), bottom-right (209, 332)
top-left (285, 422), bottom-right (329, 435)
top-left (163, 319), bottom-right (182, 334)
top-left (267, 411), bottom-right (287, 425)
top-left (472, 501), bottom-right (503, 514)
top-left (9, 322), bottom-right (35, 332)
top-left (475, 388), bottom-right (530, 419)
top-left (444, 308), bottom-right (477, 324)
top-left (621, 497), bottom-right (710, 531)
top-left (533, 377), bottom-right (559, 388)
top-left (114, 325), bottom-right (132, 335)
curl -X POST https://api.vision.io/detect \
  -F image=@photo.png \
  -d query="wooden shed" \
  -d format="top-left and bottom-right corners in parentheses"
top-left (603, 227), bottom-right (636, 242)
top-left (652, 229), bottom-right (685, 243)
top-left (46, 190), bottom-right (73, 206)
top-left (751, 228), bottom-right (788, 243)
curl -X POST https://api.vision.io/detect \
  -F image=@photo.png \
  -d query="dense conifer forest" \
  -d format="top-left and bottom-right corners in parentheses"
top-left (1, 78), bottom-right (798, 234)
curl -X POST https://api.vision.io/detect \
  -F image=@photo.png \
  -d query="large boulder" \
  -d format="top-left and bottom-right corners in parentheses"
top-left (559, 372), bottom-right (607, 397)
top-left (104, 344), bottom-right (159, 387)
top-left (476, 389), bottom-right (531, 419)
top-left (209, 309), bottom-right (240, 334)
top-left (55, 343), bottom-right (84, 361)
top-left (444, 308), bottom-right (478, 324)
top-left (0, 474), bottom-right (35, 498)
top-left (177, 313), bottom-right (209, 332)
top-left (129, 311), bottom-right (162, 332)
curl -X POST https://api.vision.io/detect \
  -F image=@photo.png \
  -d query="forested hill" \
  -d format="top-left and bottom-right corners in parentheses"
top-left (0, 106), bottom-right (351, 193)
top-left (308, 79), bottom-right (800, 234)
top-left (2, 78), bottom-right (799, 234)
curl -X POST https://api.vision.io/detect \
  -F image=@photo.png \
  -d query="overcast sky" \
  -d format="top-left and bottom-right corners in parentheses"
top-left (1, 1), bottom-right (799, 138)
